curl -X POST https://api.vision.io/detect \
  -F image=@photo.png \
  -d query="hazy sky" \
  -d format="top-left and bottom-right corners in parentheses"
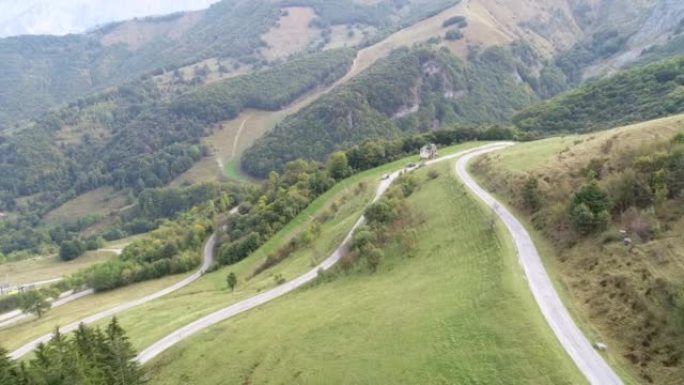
top-left (0, 0), bottom-right (221, 37)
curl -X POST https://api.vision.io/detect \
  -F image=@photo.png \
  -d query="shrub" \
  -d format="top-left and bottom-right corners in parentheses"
top-left (522, 176), bottom-right (542, 212)
top-left (445, 29), bottom-right (464, 41)
top-left (442, 15), bottom-right (466, 28)
top-left (568, 178), bottom-right (611, 235)
top-left (59, 239), bottom-right (85, 261)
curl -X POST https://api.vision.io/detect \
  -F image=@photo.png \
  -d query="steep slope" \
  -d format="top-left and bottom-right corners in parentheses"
top-left (513, 56), bottom-right (684, 133)
top-left (242, 44), bottom-right (543, 177)
top-left (0, 0), bottom-right (459, 128)
top-left (473, 116), bottom-right (684, 384)
top-left (145, 159), bottom-right (587, 385)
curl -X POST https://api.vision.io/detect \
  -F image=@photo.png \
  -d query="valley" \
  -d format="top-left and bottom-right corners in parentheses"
top-left (2, 1), bottom-right (684, 384)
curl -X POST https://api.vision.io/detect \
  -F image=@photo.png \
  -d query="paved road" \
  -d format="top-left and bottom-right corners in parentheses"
top-left (0, 246), bottom-right (128, 327)
top-left (9, 231), bottom-right (219, 360)
top-left (0, 289), bottom-right (94, 328)
top-left (136, 143), bottom-right (511, 364)
top-left (455, 146), bottom-right (623, 385)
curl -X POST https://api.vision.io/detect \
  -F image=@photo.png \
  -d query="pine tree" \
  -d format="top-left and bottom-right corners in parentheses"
top-left (0, 347), bottom-right (20, 385)
top-left (104, 318), bottom-right (143, 385)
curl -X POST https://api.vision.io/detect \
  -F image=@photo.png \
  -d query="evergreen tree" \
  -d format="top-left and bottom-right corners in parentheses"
top-left (0, 347), bottom-right (20, 385)
top-left (104, 318), bottom-right (143, 385)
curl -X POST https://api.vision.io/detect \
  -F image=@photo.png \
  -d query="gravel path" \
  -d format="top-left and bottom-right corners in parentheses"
top-left (455, 145), bottom-right (622, 385)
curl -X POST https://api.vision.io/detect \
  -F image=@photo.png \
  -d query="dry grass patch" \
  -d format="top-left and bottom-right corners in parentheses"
top-left (261, 7), bottom-right (319, 61)
top-left (43, 187), bottom-right (128, 226)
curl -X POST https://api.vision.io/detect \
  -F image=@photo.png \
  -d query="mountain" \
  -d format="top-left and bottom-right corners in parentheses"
top-left (0, 0), bottom-right (220, 37)
top-left (512, 56), bottom-right (684, 133)
top-left (0, 0), bottom-right (459, 129)
top-left (243, 44), bottom-right (546, 177)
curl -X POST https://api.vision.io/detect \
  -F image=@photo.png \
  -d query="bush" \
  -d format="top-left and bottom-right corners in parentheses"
top-left (59, 239), bottom-right (85, 261)
top-left (442, 15), bottom-right (466, 28)
top-left (445, 29), bottom-right (464, 41)
top-left (522, 176), bottom-right (542, 212)
top-left (568, 178), bottom-right (611, 235)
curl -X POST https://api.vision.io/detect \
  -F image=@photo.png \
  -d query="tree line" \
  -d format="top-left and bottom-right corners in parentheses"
top-left (0, 318), bottom-right (143, 385)
top-left (513, 56), bottom-right (684, 133)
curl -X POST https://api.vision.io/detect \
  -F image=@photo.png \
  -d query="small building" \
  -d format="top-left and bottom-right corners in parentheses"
top-left (420, 143), bottom-right (438, 160)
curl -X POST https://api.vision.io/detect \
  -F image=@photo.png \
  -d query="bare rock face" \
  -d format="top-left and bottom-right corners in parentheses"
top-left (629, 0), bottom-right (684, 47)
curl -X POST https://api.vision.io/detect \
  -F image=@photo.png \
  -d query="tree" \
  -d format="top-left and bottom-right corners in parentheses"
top-left (327, 151), bottom-right (351, 180)
top-left (105, 317), bottom-right (143, 385)
top-left (59, 239), bottom-right (85, 261)
top-left (226, 272), bottom-right (237, 292)
top-left (0, 347), bottom-right (20, 385)
top-left (365, 200), bottom-right (397, 226)
top-left (18, 290), bottom-right (50, 318)
top-left (445, 29), bottom-right (464, 41)
top-left (568, 176), bottom-right (611, 235)
top-left (522, 176), bottom-right (542, 212)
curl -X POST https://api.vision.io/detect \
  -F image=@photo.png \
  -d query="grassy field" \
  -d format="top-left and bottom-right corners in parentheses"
top-left (487, 114), bottom-right (684, 174)
top-left (0, 250), bottom-right (116, 287)
top-left (0, 234), bottom-right (142, 288)
top-left (471, 114), bottom-right (684, 384)
top-left (95, 143), bottom-right (483, 351)
top-left (261, 7), bottom-right (319, 61)
top-left (1, 143), bottom-right (478, 355)
top-left (0, 274), bottom-right (189, 351)
top-left (145, 160), bottom-right (585, 385)
top-left (43, 187), bottom-right (128, 226)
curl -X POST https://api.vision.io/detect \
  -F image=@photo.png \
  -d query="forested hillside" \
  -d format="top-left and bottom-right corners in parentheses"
top-left (513, 56), bottom-right (684, 133)
top-left (0, 49), bottom-right (353, 259)
top-left (242, 44), bottom-right (553, 177)
top-left (0, 0), bottom-right (459, 128)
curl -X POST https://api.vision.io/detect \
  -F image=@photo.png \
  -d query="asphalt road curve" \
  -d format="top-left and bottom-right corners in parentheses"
top-left (455, 145), bottom-right (622, 385)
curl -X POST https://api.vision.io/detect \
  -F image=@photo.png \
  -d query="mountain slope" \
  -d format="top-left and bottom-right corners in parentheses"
top-left (513, 56), bottom-right (684, 133)
top-left (0, 0), bottom-right (460, 128)
top-left (242, 44), bottom-right (545, 177)
top-left (473, 115), bottom-right (684, 384)
top-left (145, 160), bottom-right (586, 385)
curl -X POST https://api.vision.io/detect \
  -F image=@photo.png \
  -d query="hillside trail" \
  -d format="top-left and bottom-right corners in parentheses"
top-left (455, 146), bottom-right (623, 385)
top-left (9, 207), bottom-right (239, 360)
top-left (135, 142), bottom-right (510, 364)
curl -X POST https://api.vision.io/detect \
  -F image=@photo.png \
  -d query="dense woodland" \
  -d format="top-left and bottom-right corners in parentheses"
top-left (0, 319), bottom-right (143, 385)
top-left (242, 44), bottom-right (557, 177)
top-left (513, 56), bottom-right (684, 133)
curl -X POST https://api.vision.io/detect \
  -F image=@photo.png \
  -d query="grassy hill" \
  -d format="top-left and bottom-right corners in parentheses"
top-left (472, 115), bottom-right (684, 384)
top-left (143, 160), bottom-right (587, 385)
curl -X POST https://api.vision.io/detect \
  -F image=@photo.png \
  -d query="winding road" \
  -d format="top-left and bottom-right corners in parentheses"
top-left (136, 143), bottom-right (510, 364)
top-left (9, 143), bottom-right (623, 385)
top-left (455, 146), bottom-right (623, 385)
top-left (0, 247), bottom-right (126, 328)
top-left (9, 231), bottom-right (219, 360)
